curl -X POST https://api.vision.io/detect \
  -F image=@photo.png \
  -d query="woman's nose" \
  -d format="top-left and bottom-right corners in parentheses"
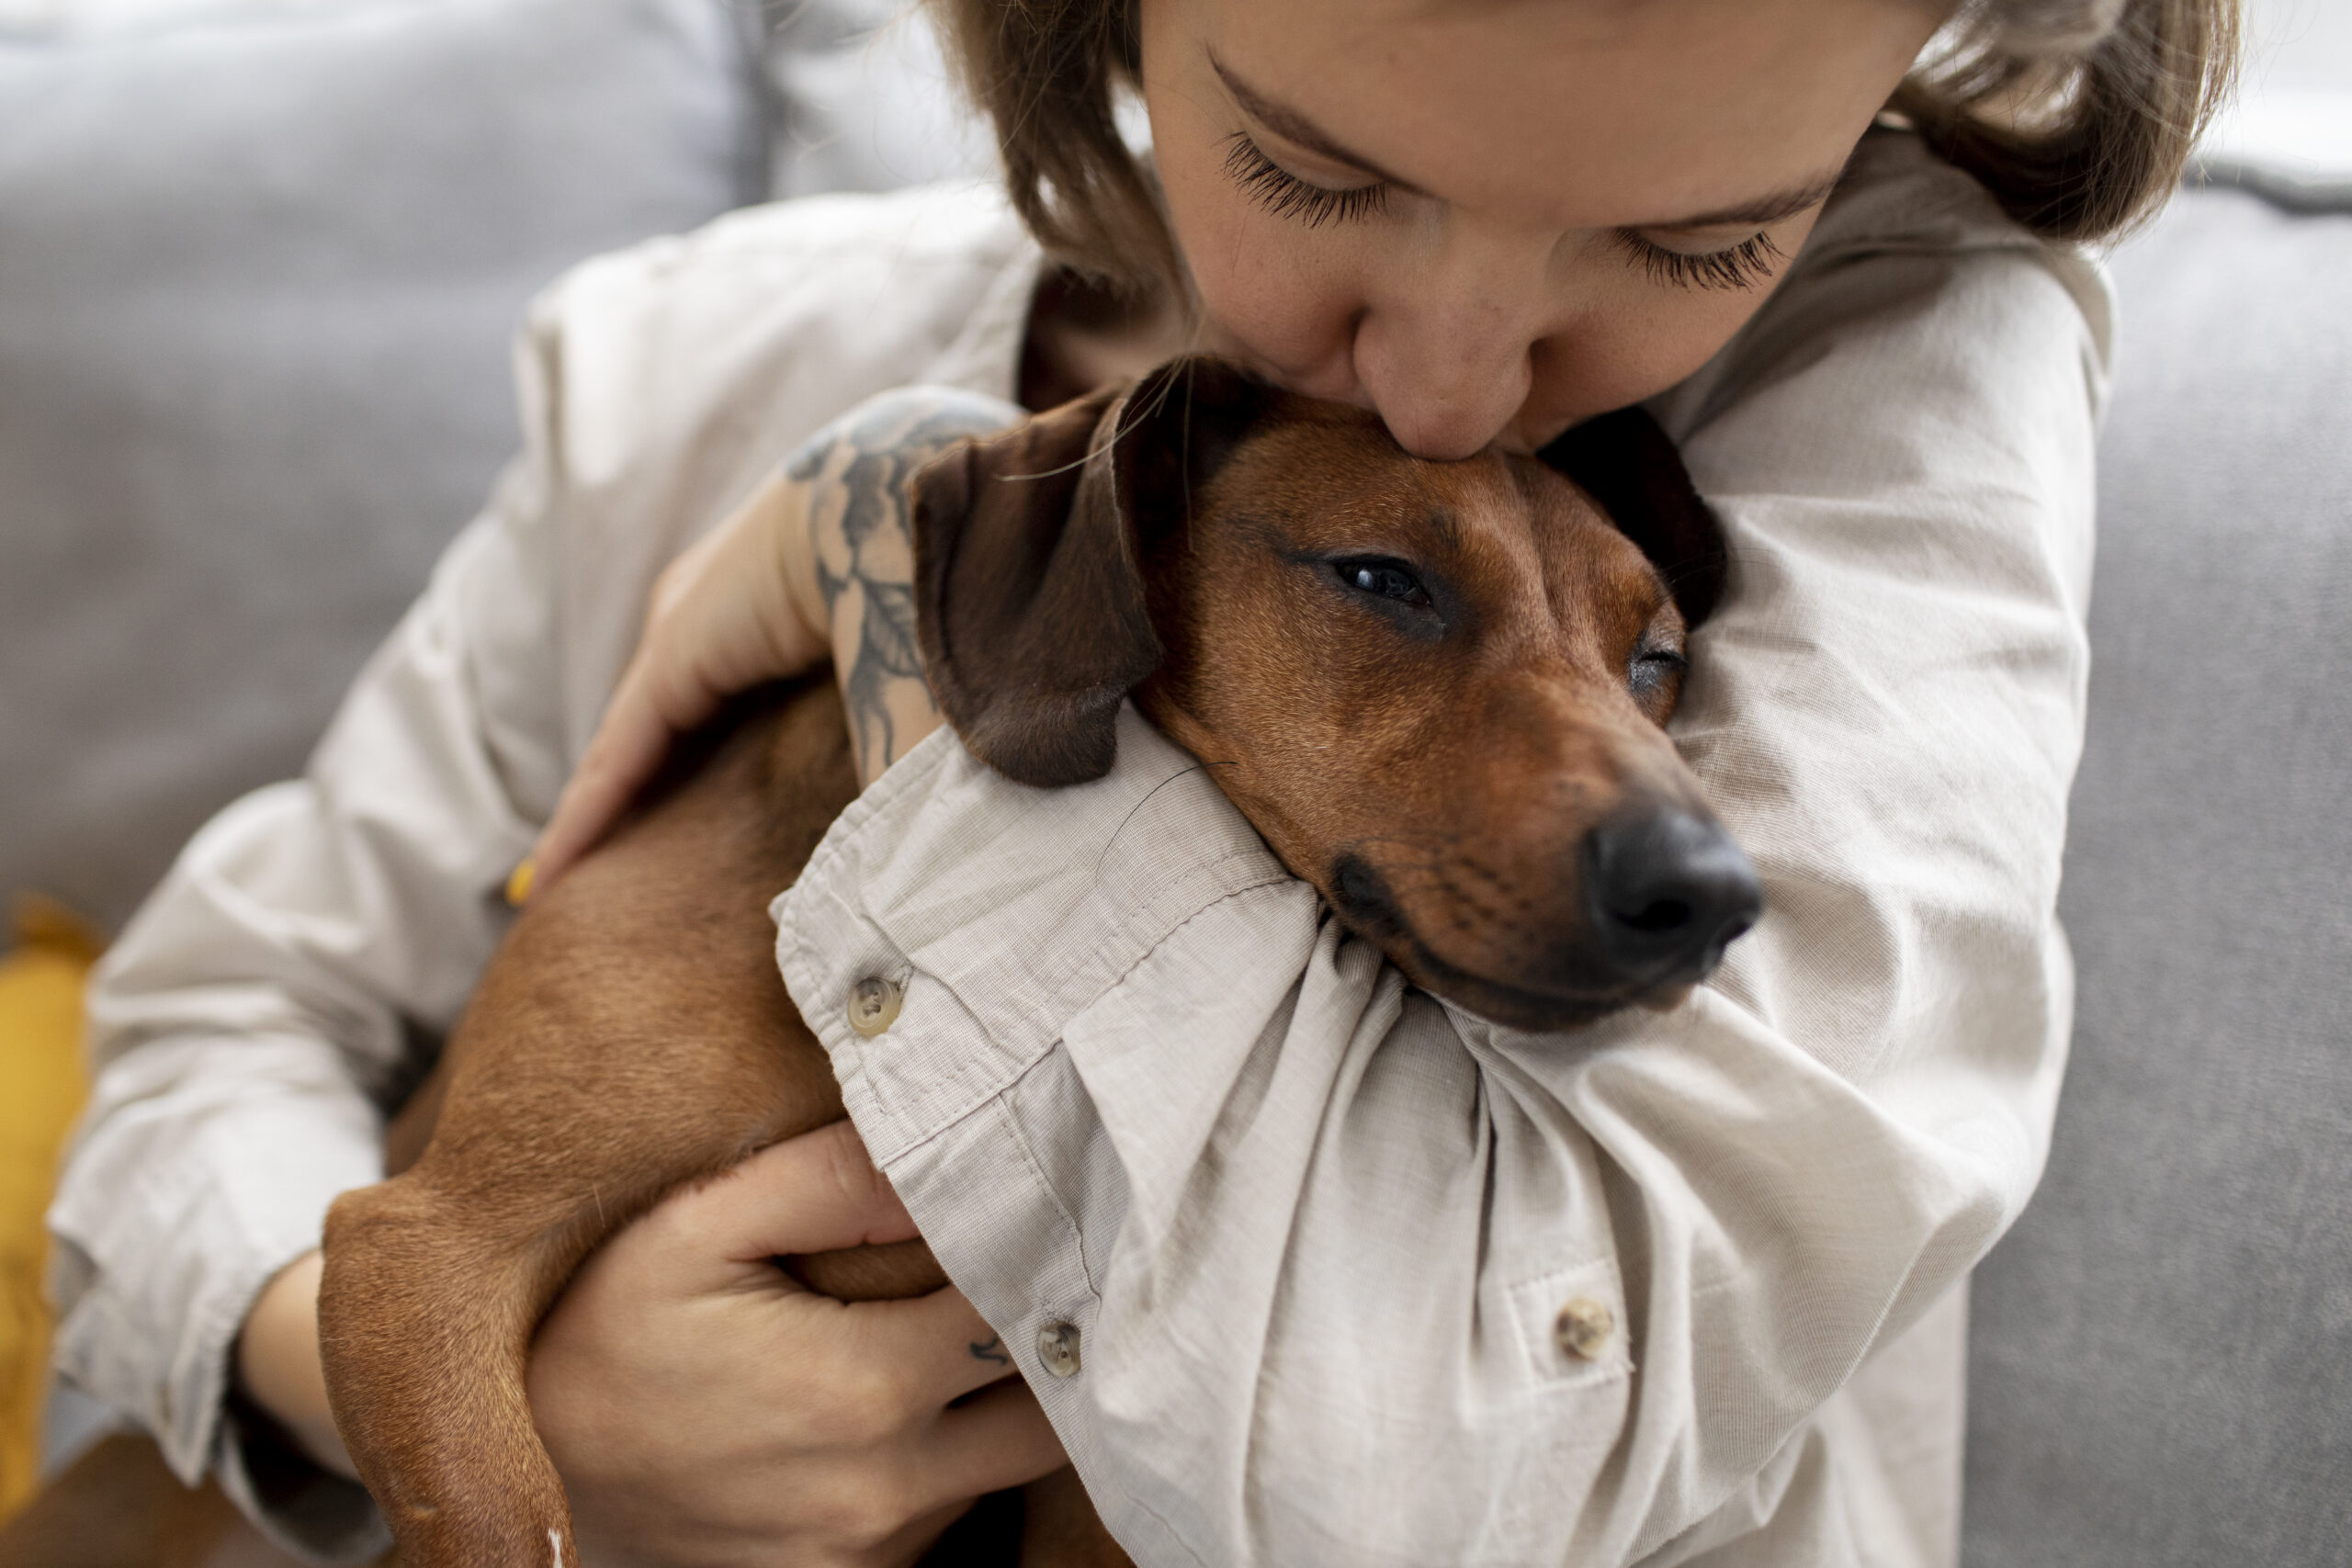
top-left (1351, 231), bottom-right (1551, 460)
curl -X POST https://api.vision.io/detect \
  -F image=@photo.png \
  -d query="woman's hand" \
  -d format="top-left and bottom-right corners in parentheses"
top-left (528, 1121), bottom-right (1065, 1568)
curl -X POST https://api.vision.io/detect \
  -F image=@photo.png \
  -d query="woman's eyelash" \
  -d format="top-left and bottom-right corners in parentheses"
top-left (1221, 133), bottom-right (1389, 228)
top-left (1216, 129), bottom-right (1784, 288)
top-left (1617, 230), bottom-right (1788, 292)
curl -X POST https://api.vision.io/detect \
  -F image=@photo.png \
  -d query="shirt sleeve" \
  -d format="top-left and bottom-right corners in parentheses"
top-left (45, 183), bottom-right (1037, 1563)
top-left (774, 139), bottom-right (2109, 1568)
top-left (46, 351), bottom-right (574, 1560)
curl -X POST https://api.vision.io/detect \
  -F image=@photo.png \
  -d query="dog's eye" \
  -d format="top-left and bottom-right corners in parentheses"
top-left (1335, 558), bottom-right (1432, 609)
top-left (1630, 648), bottom-right (1689, 694)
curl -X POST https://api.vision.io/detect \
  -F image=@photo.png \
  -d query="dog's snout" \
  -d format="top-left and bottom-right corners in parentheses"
top-left (1581, 806), bottom-right (1762, 986)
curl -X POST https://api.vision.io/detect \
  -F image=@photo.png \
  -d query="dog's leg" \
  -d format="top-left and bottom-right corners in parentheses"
top-left (320, 680), bottom-right (865, 1568)
top-left (319, 1179), bottom-right (597, 1567)
top-left (319, 896), bottom-right (830, 1564)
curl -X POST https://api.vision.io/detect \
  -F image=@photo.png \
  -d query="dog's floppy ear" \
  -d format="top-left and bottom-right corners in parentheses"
top-left (1538, 407), bottom-right (1728, 627)
top-left (912, 355), bottom-right (1271, 786)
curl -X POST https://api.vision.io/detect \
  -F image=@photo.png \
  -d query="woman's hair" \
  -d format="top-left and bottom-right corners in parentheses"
top-left (1894, 0), bottom-right (2241, 239)
top-left (923, 0), bottom-right (2241, 291)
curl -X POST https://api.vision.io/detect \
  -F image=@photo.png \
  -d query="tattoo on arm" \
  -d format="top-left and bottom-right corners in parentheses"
top-left (787, 389), bottom-right (1024, 783)
top-left (968, 1335), bottom-right (1011, 1367)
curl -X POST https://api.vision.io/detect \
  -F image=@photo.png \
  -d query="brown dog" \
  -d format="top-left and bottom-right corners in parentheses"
top-left (317, 357), bottom-right (1760, 1567)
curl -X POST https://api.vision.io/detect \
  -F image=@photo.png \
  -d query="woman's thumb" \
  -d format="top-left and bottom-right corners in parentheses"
top-left (666, 1121), bottom-right (920, 1266)
top-left (524, 677), bottom-right (670, 890)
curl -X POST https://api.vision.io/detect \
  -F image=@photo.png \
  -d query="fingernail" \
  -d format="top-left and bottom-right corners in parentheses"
top-left (504, 858), bottom-right (537, 907)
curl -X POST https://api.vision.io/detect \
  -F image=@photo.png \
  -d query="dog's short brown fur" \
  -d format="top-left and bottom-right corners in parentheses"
top-left (319, 358), bottom-right (1758, 1567)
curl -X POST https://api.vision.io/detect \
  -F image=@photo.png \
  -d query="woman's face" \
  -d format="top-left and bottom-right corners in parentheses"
top-left (1141, 0), bottom-right (1947, 459)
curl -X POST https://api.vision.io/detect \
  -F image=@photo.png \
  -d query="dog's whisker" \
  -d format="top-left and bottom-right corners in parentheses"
top-left (1098, 761), bottom-right (1232, 874)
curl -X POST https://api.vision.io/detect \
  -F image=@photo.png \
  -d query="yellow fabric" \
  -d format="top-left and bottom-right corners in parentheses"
top-left (0, 894), bottom-right (98, 1524)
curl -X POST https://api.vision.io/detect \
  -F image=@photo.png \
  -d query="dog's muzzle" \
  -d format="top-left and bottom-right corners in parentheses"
top-left (1580, 804), bottom-right (1763, 989)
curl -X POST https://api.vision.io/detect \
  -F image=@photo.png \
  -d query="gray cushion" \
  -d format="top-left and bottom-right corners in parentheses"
top-left (1963, 187), bottom-right (2352, 1563)
top-left (0, 0), bottom-right (764, 931)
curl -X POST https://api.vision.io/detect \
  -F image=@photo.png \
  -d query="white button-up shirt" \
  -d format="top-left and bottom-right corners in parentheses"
top-left (52, 129), bottom-right (2110, 1567)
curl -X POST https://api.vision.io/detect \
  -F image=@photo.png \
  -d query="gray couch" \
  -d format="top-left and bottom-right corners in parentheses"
top-left (3, 0), bottom-right (2346, 1559)
top-left (0, 0), bottom-right (767, 931)
top-left (1962, 186), bottom-right (2352, 1562)
top-left (0, 0), bottom-right (989, 932)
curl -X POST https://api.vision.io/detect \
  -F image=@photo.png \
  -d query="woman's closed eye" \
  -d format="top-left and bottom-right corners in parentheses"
top-left (1220, 125), bottom-right (1792, 293)
top-left (1615, 228), bottom-right (1789, 292)
top-left (1221, 132), bottom-right (1390, 228)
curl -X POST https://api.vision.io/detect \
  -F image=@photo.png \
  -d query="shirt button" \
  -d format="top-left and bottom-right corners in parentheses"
top-left (845, 976), bottom-right (902, 1037)
top-left (1555, 1297), bottom-right (1615, 1361)
top-left (1036, 1321), bottom-right (1082, 1379)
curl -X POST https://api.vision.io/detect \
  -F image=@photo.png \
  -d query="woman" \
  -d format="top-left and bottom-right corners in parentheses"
top-left (55, 0), bottom-right (2235, 1563)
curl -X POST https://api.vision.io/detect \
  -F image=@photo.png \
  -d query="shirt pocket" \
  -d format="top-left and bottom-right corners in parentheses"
top-left (1505, 1256), bottom-right (1635, 1388)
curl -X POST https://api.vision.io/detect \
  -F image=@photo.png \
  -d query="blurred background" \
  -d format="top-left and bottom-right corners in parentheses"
top-left (0, 0), bottom-right (2347, 1562)
top-left (0, 0), bottom-right (994, 940)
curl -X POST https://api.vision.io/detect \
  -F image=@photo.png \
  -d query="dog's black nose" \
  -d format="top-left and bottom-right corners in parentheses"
top-left (1581, 806), bottom-right (1762, 986)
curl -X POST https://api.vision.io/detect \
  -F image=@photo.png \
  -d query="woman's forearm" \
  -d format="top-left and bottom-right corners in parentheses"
top-left (237, 1251), bottom-right (361, 1478)
top-left (780, 388), bottom-right (1026, 785)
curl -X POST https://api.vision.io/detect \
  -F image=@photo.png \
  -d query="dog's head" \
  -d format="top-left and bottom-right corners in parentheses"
top-left (912, 356), bottom-right (1758, 1031)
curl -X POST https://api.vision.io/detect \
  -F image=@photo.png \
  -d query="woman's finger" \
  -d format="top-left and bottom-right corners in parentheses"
top-left (832, 1280), bottom-right (1036, 1405)
top-left (645, 1122), bottom-right (919, 1274)
top-left (527, 657), bottom-right (685, 886)
top-left (916, 1379), bottom-right (1069, 1502)
top-left (869, 1498), bottom-right (984, 1568)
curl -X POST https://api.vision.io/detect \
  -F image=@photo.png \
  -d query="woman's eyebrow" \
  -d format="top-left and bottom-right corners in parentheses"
top-left (1646, 173), bottom-right (1845, 231)
top-left (1211, 55), bottom-right (1430, 196)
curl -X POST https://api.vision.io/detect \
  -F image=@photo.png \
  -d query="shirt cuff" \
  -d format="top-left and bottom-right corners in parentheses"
top-left (215, 1391), bottom-right (392, 1566)
top-left (47, 1036), bottom-right (386, 1535)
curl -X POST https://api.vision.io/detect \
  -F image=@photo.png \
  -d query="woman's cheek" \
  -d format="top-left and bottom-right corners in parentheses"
top-left (1524, 279), bottom-right (1791, 438)
top-left (1178, 206), bottom-right (1371, 400)
top-left (1553, 214), bottom-right (1827, 420)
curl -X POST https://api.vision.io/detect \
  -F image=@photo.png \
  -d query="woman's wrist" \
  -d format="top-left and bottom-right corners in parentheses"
top-left (745, 458), bottom-right (942, 790)
top-left (763, 470), bottom-right (830, 666)
top-left (788, 389), bottom-right (1026, 784)
top-left (234, 1249), bottom-right (361, 1480)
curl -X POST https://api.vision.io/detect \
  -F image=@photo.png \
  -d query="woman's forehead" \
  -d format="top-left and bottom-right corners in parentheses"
top-left (1178, 0), bottom-right (1942, 229)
